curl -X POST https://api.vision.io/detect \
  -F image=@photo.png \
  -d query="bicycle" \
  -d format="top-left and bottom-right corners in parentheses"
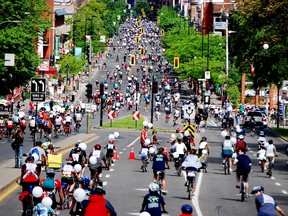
top-left (240, 176), bottom-right (246, 202)
top-left (141, 158), bottom-right (148, 172)
top-left (186, 168), bottom-right (197, 200)
top-left (75, 121), bottom-right (81, 133)
top-left (266, 157), bottom-right (274, 178)
top-left (223, 157), bottom-right (230, 175)
top-left (61, 182), bottom-right (73, 209)
top-left (22, 184), bottom-right (36, 216)
top-left (155, 170), bottom-right (165, 195)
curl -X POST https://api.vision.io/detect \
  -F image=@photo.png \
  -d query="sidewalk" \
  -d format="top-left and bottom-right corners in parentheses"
top-left (0, 133), bottom-right (97, 199)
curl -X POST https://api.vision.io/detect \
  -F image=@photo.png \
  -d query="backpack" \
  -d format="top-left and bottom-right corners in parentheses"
top-left (236, 140), bottom-right (246, 149)
top-left (29, 147), bottom-right (40, 161)
top-left (22, 163), bottom-right (38, 183)
top-left (20, 120), bottom-right (26, 127)
top-left (42, 177), bottom-right (55, 190)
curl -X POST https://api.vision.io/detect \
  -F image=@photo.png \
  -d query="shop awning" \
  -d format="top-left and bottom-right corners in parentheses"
top-left (55, 9), bottom-right (67, 16)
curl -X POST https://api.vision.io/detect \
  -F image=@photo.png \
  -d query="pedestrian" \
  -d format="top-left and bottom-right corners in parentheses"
top-left (140, 183), bottom-right (168, 216)
top-left (11, 125), bottom-right (25, 168)
top-left (140, 126), bottom-right (148, 148)
top-left (251, 186), bottom-right (286, 216)
top-left (84, 186), bottom-right (117, 216)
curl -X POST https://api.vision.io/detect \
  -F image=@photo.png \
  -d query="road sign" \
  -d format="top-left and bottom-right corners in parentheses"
top-left (183, 124), bottom-right (195, 138)
top-left (205, 71), bottom-right (210, 79)
top-left (39, 64), bottom-right (49, 71)
top-left (183, 104), bottom-right (195, 119)
top-left (4, 53), bottom-right (15, 66)
top-left (30, 78), bottom-right (46, 102)
top-left (132, 111), bottom-right (140, 120)
top-left (85, 103), bottom-right (93, 112)
top-left (108, 110), bottom-right (116, 119)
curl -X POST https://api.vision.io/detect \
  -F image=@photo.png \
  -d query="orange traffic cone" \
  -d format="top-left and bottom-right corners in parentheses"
top-left (128, 145), bottom-right (136, 160)
top-left (113, 150), bottom-right (119, 160)
top-left (163, 145), bottom-right (169, 160)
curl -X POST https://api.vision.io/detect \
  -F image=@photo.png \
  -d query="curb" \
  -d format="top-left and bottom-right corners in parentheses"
top-left (0, 134), bottom-right (98, 198)
top-left (268, 126), bottom-right (288, 142)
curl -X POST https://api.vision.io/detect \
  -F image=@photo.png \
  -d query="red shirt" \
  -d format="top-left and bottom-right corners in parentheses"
top-left (140, 130), bottom-right (147, 143)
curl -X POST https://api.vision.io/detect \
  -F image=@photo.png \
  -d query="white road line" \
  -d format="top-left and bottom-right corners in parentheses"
top-left (275, 182), bottom-right (281, 186)
top-left (209, 120), bottom-right (217, 126)
top-left (127, 137), bottom-right (140, 148)
top-left (119, 152), bottom-right (123, 154)
top-left (105, 174), bottom-right (110, 178)
top-left (282, 190), bottom-right (288, 195)
top-left (271, 176), bottom-right (275, 180)
top-left (134, 188), bottom-right (149, 191)
top-left (103, 182), bottom-right (107, 186)
top-left (111, 164), bottom-right (115, 166)
top-left (192, 172), bottom-right (203, 216)
top-left (123, 148), bottom-right (127, 150)
top-left (109, 169), bottom-right (114, 172)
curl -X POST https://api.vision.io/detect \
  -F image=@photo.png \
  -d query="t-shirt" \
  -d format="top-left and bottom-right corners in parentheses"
top-left (255, 194), bottom-right (278, 216)
top-left (142, 193), bottom-right (165, 216)
top-left (235, 154), bottom-right (251, 173)
top-left (152, 154), bottom-right (168, 171)
top-left (33, 203), bottom-right (55, 216)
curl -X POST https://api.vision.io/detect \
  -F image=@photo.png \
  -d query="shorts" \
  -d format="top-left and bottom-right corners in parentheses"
top-left (222, 150), bottom-right (233, 158)
top-left (90, 167), bottom-right (102, 179)
top-left (153, 170), bottom-right (165, 179)
top-left (44, 128), bottom-right (52, 134)
top-left (236, 171), bottom-right (249, 182)
top-left (141, 154), bottom-right (148, 160)
top-left (21, 182), bottom-right (39, 192)
top-left (61, 177), bottom-right (74, 185)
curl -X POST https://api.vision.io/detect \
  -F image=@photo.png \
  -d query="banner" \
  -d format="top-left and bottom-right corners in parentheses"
top-left (54, 36), bottom-right (60, 60)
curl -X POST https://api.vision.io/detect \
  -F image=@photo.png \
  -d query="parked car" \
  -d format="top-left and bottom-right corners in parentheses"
top-left (242, 111), bottom-right (267, 128)
top-left (37, 101), bottom-right (62, 112)
top-left (0, 99), bottom-right (8, 111)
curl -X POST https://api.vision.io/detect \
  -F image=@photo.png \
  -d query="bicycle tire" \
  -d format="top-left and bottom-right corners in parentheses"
top-left (187, 181), bottom-right (191, 200)
top-left (240, 181), bottom-right (245, 202)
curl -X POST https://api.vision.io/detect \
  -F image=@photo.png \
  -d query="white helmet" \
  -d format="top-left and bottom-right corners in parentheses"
top-left (148, 183), bottom-right (159, 192)
top-left (238, 135), bottom-right (244, 140)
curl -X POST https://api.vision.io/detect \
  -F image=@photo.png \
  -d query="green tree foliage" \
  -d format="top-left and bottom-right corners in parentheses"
top-left (0, 0), bottom-right (51, 96)
top-left (133, 1), bottom-right (152, 18)
top-left (158, 7), bottom-right (226, 87)
top-left (232, 0), bottom-right (288, 88)
top-left (59, 55), bottom-right (86, 78)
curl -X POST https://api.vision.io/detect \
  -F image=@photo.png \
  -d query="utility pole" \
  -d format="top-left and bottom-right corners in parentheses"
top-left (86, 36), bottom-right (92, 134)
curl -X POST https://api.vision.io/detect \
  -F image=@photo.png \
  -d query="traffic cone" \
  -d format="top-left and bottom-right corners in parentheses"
top-left (128, 145), bottom-right (136, 160)
top-left (113, 150), bottom-right (119, 160)
top-left (163, 145), bottom-right (169, 160)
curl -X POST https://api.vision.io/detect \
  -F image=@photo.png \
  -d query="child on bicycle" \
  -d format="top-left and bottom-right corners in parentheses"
top-left (179, 204), bottom-right (193, 216)
top-left (140, 144), bottom-right (149, 171)
top-left (104, 139), bottom-right (117, 166)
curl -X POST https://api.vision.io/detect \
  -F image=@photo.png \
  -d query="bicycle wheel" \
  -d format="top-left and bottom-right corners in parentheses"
top-left (187, 181), bottom-right (192, 200)
top-left (240, 181), bottom-right (245, 202)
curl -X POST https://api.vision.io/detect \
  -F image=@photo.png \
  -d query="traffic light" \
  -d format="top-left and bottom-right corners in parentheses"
top-left (152, 80), bottom-right (158, 94)
top-left (135, 36), bottom-right (140, 44)
top-left (174, 57), bottom-right (180, 68)
top-left (49, 54), bottom-right (55, 66)
top-left (160, 29), bottom-right (165, 36)
top-left (130, 55), bottom-right (136, 66)
top-left (85, 83), bottom-right (93, 100)
top-left (140, 47), bottom-right (145, 55)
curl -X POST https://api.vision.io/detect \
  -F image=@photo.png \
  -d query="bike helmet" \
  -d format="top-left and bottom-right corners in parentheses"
top-left (94, 144), bottom-right (101, 150)
top-left (80, 176), bottom-right (91, 187)
top-left (176, 128), bottom-right (181, 133)
top-left (148, 183), bottom-right (159, 192)
top-left (225, 135), bottom-right (230, 139)
top-left (251, 186), bottom-right (264, 194)
top-left (35, 140), bottom-right (42, 146)
top-left (95, 186), bottom-right (106, 195)
top-left (66, 157), bottom-right (73, 163)
top-left (238, 135), bottom-right (244, 140)
top-left (181, 204), bottom-right (193, 214)
top-left (201, 137), bottom-right (207, 141)
top-left (109, 140), bottom-right (115, 144)
top-left (268, 140), bottom-right (273, 144)
top-left (25, 156), bottom-right (34, 163)
top-left (46, 168), bottom-right (55, 177)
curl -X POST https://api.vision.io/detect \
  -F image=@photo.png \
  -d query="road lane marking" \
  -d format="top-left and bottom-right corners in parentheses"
top-left (123, 148), bottom-right (127, 150)
top-left (127, 137), bottom-right (140, 148)
top-left (209, 120), bottom-right (217, 126)
top-left (110, 169), bottom-right (114, 172)
top-left (282, 190), bottom-right (288, 194)
top-left (275, 182), bottom-right (281, 186)
top-left (0, 183), bottom-right (19, 201)
top-left (103, 182), bottom-right (107, 186)
top-left (105, 174), bottom-right (110, 178)
top-left (119, 151), bottom-right (123, 154)
top-left (271, 176), bottom-right (275, 180)
top-left (192, 172), bottom-right (203, 216)
top-left (134, 188), bottom-right (149, 191)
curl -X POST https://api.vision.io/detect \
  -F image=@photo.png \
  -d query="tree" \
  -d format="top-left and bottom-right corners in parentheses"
top-left (232, 0), bottom-right (288, 88)
top-left (59, 55), bottom-right (86, 78)
top-left (133, 1), bottom-right (152, 18)
top-left (0, 0), bottom-right (51, 96)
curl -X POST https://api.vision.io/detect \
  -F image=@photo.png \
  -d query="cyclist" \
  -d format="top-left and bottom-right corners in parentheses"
top-left (233, 148), bottom-right (251, 198)
top-left (29, 140), bottom-right (46, 173)
top-left (61, 157), bottom-right (76, 195)
top-left (104, 139), bottom-right (117, 167)
top-left (152, 147), bottom-right (170, 194)
top-left (40, 169), bottom-right (64, 212)
top-left (222, 135), bottom-right (234, 173)
top-left (181, 148), bottom-right (202, 191)
top-left (265, 139), bottom-right (279, 169)
top-left (33, 199), bottom-right (56, 216)
top-left (251, 186), bottom-right (286, 216)
top-left (198, 137), bottom-right (210, 156)
top-left (140, 126), bottom-right (148, 148)
top-left (85, 186), bottom-right (117, 216)
top-left (234, 134), bottom-right (248, 153)
top-left (173, 107), bottom-right (180, 126)
top-left (88, 144), bottom-right (107, 187)
top-left (179, 204), bottom-right (193, 216)
top-left (140, 183), bottom-right (168, 215)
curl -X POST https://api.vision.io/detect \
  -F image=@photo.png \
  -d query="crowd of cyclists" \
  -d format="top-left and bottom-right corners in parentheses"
top-left (0, 15), bottom-right (285, 216)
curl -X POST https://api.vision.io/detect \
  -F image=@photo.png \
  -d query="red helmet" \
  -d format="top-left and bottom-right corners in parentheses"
top-left (94, 144), bottom-right (101, 150)
top-left (66, 157), bottom-right (73, 163)
top-left (109, 140), bottom-right (115, 144)
top-left (176, 128), bottom-right (181, 133)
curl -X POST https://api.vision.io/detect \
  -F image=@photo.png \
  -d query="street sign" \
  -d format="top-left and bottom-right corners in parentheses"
top-left (108, 110), bottom-right (116, 119)
top-left (39, 63), bottom-right (49, 71)
top-left (183, 104), bottom-right (195, 119)
top-left (183, 124), bottom-right (195, 138)
top-left (4, 53), bottom-right (15, 66)
top-left (132, 111), bottom-right (140, 120)
top-left (214, 21), bottom-right (228, 30)
top-left (85, 103), bottom-right (93, 112)
top-left (30, 78), bottom-right (46, 102)
top-left (205, 71), bottom-right (210, 79)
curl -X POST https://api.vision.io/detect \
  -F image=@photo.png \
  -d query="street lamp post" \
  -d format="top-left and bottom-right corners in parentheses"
top-left (65, 64), bottom-right (69, 94)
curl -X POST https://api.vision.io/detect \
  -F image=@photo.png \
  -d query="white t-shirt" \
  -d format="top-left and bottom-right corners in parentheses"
top-left (173, 142), bottom-right (187, 154)
top-left (223, 140), bottom-right (233, 150)
top-left (266, 144), bottom-right (275, 157)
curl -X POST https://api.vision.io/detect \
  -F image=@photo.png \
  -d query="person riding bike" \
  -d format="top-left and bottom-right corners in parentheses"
top-left (265, 139), bottom-right (279, 174)
top-left (104, 139), bottom-right (117, 167)
top-left (61, 157), bottom-right (76, 195)
top-left (181, 148), bottom-right (202, 192)
top-left (85, 186), bottom-right (117, 216)
top-left (179, 204), bottom-right (193, 216)
top-left (140, 183), bottom-right (168, 216)
top-left (222, 135), bottom-right (234, 173)
top-left (88, 144), bottom-right (107, 188)
top-left (40, 169), bottom-right (64, 212)
top-left (198, 137), bottom-right (210, 156)
top-left (234, 134), bottom-right (248, 154)
top-left (152, 147), bottom-right (170, 194)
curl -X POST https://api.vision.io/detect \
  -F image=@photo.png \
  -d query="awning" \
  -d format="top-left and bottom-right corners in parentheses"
top-left (37, 67), bottom-right (57, 75)
top-left (55, 9), bottom-right (67, 16)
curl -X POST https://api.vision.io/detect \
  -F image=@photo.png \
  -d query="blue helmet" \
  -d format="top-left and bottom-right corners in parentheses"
top-left (181, 204), bottom-right (193, 214)
top-left (80, 176), bottom-right (90, 187)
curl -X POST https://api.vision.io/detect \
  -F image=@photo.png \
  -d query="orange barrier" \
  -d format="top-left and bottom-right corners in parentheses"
top-left (128, 145), bottom-right (136, 160)
top-left (113, 150), bottom-right (119, 160)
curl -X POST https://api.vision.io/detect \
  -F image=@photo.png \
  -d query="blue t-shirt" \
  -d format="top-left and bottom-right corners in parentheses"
top-left (152, 154), bottom-right (168, 171)
top-left (142, 193), bottom-right (165, 216)
top-left (255, 193), bottom-right (278, 216)
top-left (236, 154), bottom-right (251, 173)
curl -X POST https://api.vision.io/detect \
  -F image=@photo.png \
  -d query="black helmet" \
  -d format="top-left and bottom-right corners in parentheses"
top-left (95, 186), bottom-right (106, 195)
top-left (46, 168), bottom-right (55, 177)
top-left (225, 135), bottom-right (230, 139)
top-left (35, 140), bottom-right (42, 146)
top-left (25, 156), bottom-right (34, 163)
top-left (268, 140), bottom-right (273, 144)
top-left (201, 137), bottom-right (207, 141)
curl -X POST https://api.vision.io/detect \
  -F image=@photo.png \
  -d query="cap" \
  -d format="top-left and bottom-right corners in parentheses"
top-left (251, 186), bottom-right (264, 194)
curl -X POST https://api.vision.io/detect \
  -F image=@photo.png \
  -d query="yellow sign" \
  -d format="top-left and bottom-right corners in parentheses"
top-left (130, 55), bottom-right (136, 66)
top-left (141, 27), bottom-right (145, 34)
top-left (140, 47), bottom-right (145, 55)
top-left (174, 57), bottom-right (180, 68)
top-left (135, 36), bottom-right (140, 44)
top-left (183, 124), bottom-right (195, 138)
top-left (160, 29), bottom-right (165, 36)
